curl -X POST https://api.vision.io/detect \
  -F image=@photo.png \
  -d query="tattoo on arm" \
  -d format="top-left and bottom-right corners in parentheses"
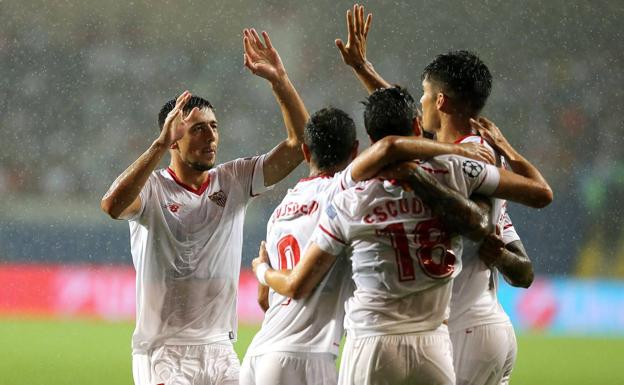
top-left (405, 166), bottom-right (490, 241)
top-left (496, 239), bottom-right (534, 289)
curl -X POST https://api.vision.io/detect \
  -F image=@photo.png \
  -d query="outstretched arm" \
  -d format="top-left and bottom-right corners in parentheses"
top-left (101, 92), bottom-right (192, 219)
top-left (471, 117), bottom-right (553, 208)
top-left (382, 162), bottom-right (492, 241)
top-left (350, 135), bottom-right (496, 182)
top-left (252, 241), bottom-right (337, 300)
top-left (335, 4), bottom-right (391, 93)
top-left (479, 234), bottom-right (534, 288)
top-left (243, 29), bottom-right (308, 187)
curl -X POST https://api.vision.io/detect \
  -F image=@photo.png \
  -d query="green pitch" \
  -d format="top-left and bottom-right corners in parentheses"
top-left (1, 318), bottom-right (623, 385)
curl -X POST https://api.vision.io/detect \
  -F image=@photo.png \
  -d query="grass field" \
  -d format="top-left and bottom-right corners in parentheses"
top-left (1, 317), bottom-right (623, 385)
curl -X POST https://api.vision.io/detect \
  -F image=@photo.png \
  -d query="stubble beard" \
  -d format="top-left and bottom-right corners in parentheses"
top-left (186, 159), bottom-right (215, 172)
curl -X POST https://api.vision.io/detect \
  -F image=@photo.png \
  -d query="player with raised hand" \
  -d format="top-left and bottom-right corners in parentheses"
top-left (101, 28), bottom-right (308, 385)
top-left (336, 5), bottom-right (549, 384)
top-left (239, 107), bottom-right (359, 385)
top-left (252, 87), bottom-right (551, 385)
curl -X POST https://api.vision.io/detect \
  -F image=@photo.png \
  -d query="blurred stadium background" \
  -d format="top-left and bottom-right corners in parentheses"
top-left (1, 0), bottom-right (623, 384)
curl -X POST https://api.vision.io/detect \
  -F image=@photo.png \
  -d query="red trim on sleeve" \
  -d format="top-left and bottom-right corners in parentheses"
top-left (166, 168), bottom-right (210, 195)
top-left (418, 165), bottom-right (449, 174)
top-left (319, 224), bottom-right (347, 245)
top-left (503, 224), bottom-right (513, 230)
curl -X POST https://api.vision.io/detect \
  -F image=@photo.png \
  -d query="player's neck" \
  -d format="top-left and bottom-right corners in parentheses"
top-left (168, 160), bottom-right (210, 190)
top-left (308, 164), bottom-right (340, 178)
top-left (437, 114), bottom-right (475, 144)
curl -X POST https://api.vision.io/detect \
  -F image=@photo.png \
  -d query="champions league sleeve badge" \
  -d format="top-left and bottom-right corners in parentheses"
top-left (462, 160), bottom-right (484, 178)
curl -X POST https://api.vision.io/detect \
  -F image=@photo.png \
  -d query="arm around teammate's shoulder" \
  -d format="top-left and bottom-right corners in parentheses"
top-left (471, 117), bottom-right (553, 208)
top-left (350, 136), bottom-right (495, 182)
top-left (493, 168), bottom-right (552, 208)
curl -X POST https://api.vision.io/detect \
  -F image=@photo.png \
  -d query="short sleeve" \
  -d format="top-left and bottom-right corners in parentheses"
top-left (127, 173), bottom-right (154, 222)
top-left (312, 199), bottom-right (349, 257)
top-left (324, 162), bottom-right (357, 201)
top-left (447, 156), bottom-right (500, 196)
top-left (224, 154), bottom-right (274, 198)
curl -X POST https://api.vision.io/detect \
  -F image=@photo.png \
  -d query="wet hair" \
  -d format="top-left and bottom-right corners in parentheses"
top-left (158, 95), bottom-right (214, 129)
top-left (363, 86), bottom-right (416, 142)
top-left (421, 50), bottom-right (492, 114)
top-left (304, 107), bottom-right (357, 171)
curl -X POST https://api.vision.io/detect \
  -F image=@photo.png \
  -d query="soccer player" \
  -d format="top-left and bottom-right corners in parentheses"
top-left (239, 107), bottom-right (358, 385)
top-left (100, 29), bottom-right (309, 385)
top-left (336, 5), bottom-right (541, 384)
top-left (253, 87), bottom-right (552, 385)
top-left (241, 106), bottom-right (498, 385)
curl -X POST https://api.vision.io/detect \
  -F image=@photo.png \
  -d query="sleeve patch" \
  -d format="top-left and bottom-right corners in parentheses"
top-left (462, 160), bottom-right (484, 178)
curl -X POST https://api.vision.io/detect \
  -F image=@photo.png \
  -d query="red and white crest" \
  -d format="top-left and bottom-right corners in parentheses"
top-left (208, 190), bottom-right (227, 207)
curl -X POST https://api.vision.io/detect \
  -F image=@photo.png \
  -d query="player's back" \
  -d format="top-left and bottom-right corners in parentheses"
top-left (319, 155), bottom-right (499, 338)
top-left (245, 170), bottom-right (354, 357)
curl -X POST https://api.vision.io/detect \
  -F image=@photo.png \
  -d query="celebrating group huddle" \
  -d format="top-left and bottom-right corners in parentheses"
top-left (101, 5), bottom-right (553, 385)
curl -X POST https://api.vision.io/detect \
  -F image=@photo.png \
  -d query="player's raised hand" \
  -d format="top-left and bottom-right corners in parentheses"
top-left (243, 29), bottom-right (287, 84)
top-left (478, 228), bottom-right (505, 267)
top-left (252, 241), bottom-right (270, 276)
top-left (158, 91), bottom-right (191, 148)
top-left (459, 142), bottom-right (496, 165)
top-left (470, 117), bottom-right (512, 155)
top-left (335, 4), bottom-right (373, 69)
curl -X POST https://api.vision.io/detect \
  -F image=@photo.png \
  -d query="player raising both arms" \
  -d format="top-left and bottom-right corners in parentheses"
top-left (101, 29), bottom-right (308, 385)
top-left (253, 87), bottom-right (552, 385)
top-left (337, 5), bottom-right (546, 384)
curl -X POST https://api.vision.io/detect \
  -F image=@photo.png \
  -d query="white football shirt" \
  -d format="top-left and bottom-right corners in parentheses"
top-left (313, 155), bottom-right (500, 338)
top-left (128, 155), bottom-right (270, 354)
top-left (449, 135), bottom-right (522, 332)
top-left (245, 165), bottom-right (356, 358)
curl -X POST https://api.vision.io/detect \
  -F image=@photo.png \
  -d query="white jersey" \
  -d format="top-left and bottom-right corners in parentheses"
top-left (245, 165), bottom-right (356, 358)
top-left (128, 156), bottom-right (270, 354)
top-left (449, 135), bottom-right (521, 332)
top-left (314, 155), bottom-right (500, 338)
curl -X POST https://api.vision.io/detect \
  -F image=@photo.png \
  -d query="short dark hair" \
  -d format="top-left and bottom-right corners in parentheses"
top-left (422, 50), bottom-right (492, 114)
top-left (363, 86), bottom-right (416, 142)
top-left (304, 108), bottom-right (357, 171)
top-left (158, 95), bottom-right (214, 129)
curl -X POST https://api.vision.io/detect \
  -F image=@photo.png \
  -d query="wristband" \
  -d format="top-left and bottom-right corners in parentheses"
top-left (255, 262), bottom-right (270, 286)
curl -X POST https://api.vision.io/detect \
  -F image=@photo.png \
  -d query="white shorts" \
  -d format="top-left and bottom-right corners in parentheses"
top-left (240, 351), bottom-right (337, 385)
top-left (133, 342), bottom-right (240, 385)
top-left (450, 321), bottom-right (517, 385)
top-left (338, 325), bottom-right (455, 385)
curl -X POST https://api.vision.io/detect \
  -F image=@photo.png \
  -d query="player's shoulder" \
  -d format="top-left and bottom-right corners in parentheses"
top-left (424, 155), bottom-right (490, 184)
top-left (457, 134), bottom-right (484, 145)
top-left (216, 156), bottom-right (260, 172)
top-left (457, 134), bottom-right (500, 162)
top-left (330, 179), bottom-right (383, 217)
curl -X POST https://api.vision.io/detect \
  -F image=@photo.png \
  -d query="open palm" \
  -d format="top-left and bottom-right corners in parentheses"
top-left (243, 29), bottom-right (286, 83)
